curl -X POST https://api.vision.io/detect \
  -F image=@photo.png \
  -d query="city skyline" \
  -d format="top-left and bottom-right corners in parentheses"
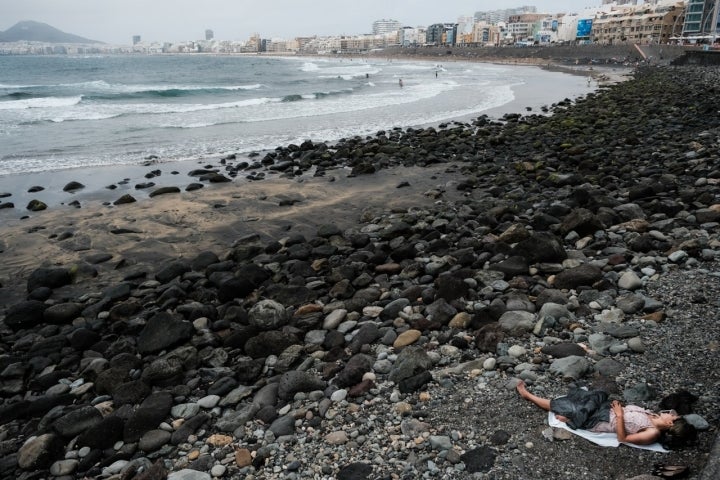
top-left (1, 0), bottom-right (601, 44)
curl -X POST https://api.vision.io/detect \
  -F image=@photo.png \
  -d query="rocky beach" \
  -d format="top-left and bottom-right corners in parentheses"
top-left (1, 63), bottom-right (719, 480)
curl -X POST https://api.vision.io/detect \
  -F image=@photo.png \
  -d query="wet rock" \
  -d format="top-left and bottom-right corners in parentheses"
top-left (26, 199), bottom-right (47, 211)
top-left (149, 186), bottom-right (181, 197)
top-left (63, 181), bottom-right (85, 192)
top-left (113, 194), bottom-right (136, 205)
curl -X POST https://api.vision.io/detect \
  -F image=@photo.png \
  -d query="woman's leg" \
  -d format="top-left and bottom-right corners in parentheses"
top-left (516, 380), bottom-right (552, 411)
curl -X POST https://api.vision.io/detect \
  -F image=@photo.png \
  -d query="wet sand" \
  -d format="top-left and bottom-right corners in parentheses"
top-left (0, 163), bottom-right (467, 304)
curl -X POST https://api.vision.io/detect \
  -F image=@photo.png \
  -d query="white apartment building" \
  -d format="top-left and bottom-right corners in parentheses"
top-left (372, 19), bottom-right (401, 35)
top-left (398, 27), bottom-right (426, 46)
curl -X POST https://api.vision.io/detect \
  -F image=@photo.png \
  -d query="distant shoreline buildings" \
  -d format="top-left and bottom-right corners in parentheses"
top-left (1, 1), bottom-right (719, 55)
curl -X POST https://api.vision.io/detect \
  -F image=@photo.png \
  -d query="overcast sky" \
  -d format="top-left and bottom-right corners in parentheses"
top-left (1, 0), bottom-right (603, 44)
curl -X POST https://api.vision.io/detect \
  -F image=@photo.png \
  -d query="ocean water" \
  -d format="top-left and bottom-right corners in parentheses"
top-left (0, 54), bottom-right (592, 176)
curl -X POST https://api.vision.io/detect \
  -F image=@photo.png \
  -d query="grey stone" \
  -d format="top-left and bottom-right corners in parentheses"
top-left (683, 414), bottom-right (709, 430)
top-left (138, 429), bottom-right (171, 452)
top-left (498, 311), bottom-right (535, 336)
top-left (17, 433), bottom-right (65, 470)
top-left (248, 299), bottom-right (289, 330)
top-left (617, 271), bottom-right (643, 290)
top-left (549, 355), bottom-right (591, 380)
top-left (623, 383), bottom-right (655, 403)
top-left (50, 459), bottom-right (79, 476)
top-left (429, 435), bottom-right (453, 451)
top-left (167, 469), bottom-right (212, 480)
top-left (388, 346), bottom-right (433, 384)
top-left (588, 333), bottom-right (619, 355)
top-left (594, 358), bottom-right (625, 377)
top-left (53, 406), bottom-right (103, 437)
top-left (171, 403), bottom-right (201, 419)
top-left (269, 414), bottom-right (296, 437)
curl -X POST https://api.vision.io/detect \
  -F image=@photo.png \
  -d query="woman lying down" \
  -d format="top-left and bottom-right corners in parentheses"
top-left (516, 380), bottom-right (697, 449)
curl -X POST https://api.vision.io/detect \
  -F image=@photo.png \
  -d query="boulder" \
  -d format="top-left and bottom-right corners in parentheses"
top-left (137, 312), bottom-right (194, 354)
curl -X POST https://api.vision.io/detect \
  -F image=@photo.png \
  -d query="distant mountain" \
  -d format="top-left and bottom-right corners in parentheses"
top-left (0, 21), bottom-right (102, 44)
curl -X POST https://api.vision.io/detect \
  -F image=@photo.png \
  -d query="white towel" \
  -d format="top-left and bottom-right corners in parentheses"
top-left (548, 411), bottom-right (669, 452)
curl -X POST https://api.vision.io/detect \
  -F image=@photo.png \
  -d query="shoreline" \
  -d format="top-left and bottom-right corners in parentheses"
top-left (0, 56), bottom-right (626, 218)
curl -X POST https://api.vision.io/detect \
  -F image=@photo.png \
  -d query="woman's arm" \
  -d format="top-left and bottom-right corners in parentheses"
top-left (611, 400), bottom-right (660, 445)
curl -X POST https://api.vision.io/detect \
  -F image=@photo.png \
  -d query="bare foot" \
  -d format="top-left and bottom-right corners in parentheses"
top-left (556, 415), bottom-right (569, 423)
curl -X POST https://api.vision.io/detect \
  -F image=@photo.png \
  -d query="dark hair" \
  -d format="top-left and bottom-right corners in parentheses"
top-left (660, 418), bottom-right (697, 450)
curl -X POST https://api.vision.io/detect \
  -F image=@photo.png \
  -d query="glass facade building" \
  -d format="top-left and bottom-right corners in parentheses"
top-left (682, 0), bottom-right (720, 40)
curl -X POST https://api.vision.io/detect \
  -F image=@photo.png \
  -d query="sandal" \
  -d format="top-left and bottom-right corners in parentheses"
top-left (651, 463), bottom-right (689, 478)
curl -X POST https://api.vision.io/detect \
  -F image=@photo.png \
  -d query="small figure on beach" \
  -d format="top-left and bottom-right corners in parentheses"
top-left (399, 78), bottom-right (403, 88)
top-left (435, 71), bottom-right (438, 78)
top-left (516, 381), bottom-right (697, 449)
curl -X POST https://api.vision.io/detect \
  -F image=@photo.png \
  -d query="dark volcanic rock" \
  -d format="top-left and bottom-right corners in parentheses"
top-left (388, 346), bottom-right (433, 384)
top-left (560, 208), bottom-right (604, 236)
top-left (137, 312), bottom-right (194, 354)
top-left (334, 354), bottom-right (374, 388)
top-left (541, 343), bottom-right (587, 358)
top-left (244, 330), bottom-right (299, 359)
top-left (461, 446), bottom-right (497, 473)
top-left (553, 264), bottom-right (603, 290)
top-left (337, 462), bottom-right (373, 480)
top-left (149, 186), bottom-right (181, 197)
top-left (278, 371), bottom-right (326, 400)
top-left (123, 391), bottom-right (173, 442)
top-left (155, 259), bottom-right (191, 283)
top-left (513, 232), bottom-right (567, 263)
top-left (26, 199), bottom-right (47, 211)
top-left (53, 406), bottom-right (103, 437)
top-left (27, 266), bottom-right (72, 292)
top-left (43, 302), bottom-right (83, 324)
top-left (113, 194), bottom-right (136, 205)
top-left (4, 300), bottom-right (47, 330)
top-left (63, 181), bottom-right (85, 192)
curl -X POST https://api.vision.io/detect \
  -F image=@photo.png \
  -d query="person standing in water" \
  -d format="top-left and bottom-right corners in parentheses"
top-left (399, 78), bottom-right (403, 88)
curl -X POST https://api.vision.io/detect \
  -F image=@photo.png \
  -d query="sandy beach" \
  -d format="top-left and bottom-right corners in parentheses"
top-left (0, 162), bottom-right (466, 305)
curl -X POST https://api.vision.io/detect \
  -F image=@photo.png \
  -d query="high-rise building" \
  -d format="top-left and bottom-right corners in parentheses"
top-left (372, 19), bottom-right (401, 35)
top-left (682, 0), bottom-right (720, 40)
top-left (205, 29), bottom-right (214, 41)
top-left (132, 35), bottom-right (141, 45)
top-left (474, 6), bottom-right (537, 25)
